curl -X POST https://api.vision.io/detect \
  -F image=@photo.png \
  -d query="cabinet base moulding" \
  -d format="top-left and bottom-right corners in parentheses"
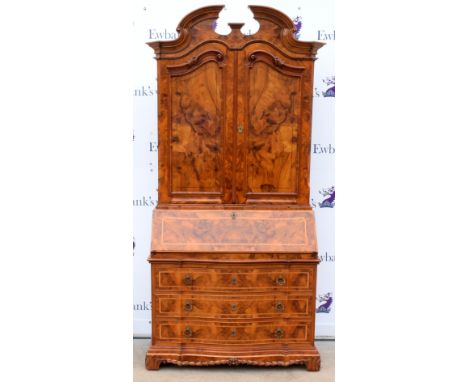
top-left (145, 343), bottom-right (321, 371)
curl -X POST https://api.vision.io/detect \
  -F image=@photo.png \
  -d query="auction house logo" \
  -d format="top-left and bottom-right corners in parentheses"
top-left (134, 300), bottom-right (152, 311)
top-left (318, 186), bottom-right (335, 208)
top-left (316, 292), bottom-right (333, 313)
top-left (292, 15), bottom-right (303, 39)
top-left (319, 251), bottom-right (335, 263)
top-left (312, 143), bottom-right (335, 154)
top-left (133, 195), bottom-right (156, 207)
top-left (148, 28), bottom-right (178, 40)
top-left (133, 85), bottom-right (155, 97)
top-left (314, 76), bottom-right (335, 98)
top-left (322, 76), bottom-right (335, 97)
top-left (317, 29), bottom-right (335, 41)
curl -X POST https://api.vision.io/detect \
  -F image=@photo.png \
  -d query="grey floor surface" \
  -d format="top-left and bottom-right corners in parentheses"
top-left (134, 339), bottom-right (334, 382)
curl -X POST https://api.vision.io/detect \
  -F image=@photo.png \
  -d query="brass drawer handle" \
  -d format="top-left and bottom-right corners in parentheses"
top-left (275, 301), bottom-right (285, 312)
top-left (230, 329), bottom-right (237, 337)
top-left (237, 124), bottom-right (244, 133)
top-left (274, 327), bottom-right (284, 338)
top-left (183, 300), bottom-right (193, 312)
top-left (183, 274), bottom-right (193, 285)
top-left (183, 326), bottom-right (193, 338)
top-left (275, 275), bottom-right (286, 286)
top-left (231, 303), bottom-right (237, 311)
top-left (231, 276), bottom-right (237, 285)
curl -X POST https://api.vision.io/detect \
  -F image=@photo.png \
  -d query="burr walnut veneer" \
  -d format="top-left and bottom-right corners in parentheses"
top-left (146, 5), bottom-right (324, 371)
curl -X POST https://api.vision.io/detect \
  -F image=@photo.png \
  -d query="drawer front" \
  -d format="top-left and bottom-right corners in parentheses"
top-left (157, 320), bottom-right (310, 343)
top-left (155, 267), bottom-right (312, 291)
top-left (155, 294), bottom-right (312, 318)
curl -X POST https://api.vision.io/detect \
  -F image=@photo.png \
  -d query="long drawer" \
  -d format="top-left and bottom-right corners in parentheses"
top-left (154, 266), bottom-right (314, 291)
top-left (155, 320), bottom-right (312, 343)
top-left (154, 293), bottom-right (313, 319)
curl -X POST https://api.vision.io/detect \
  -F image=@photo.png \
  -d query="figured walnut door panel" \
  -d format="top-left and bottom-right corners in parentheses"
top-left (237, 49), bottom-right (308, 205)
top-left (166, 50), bottom-right (229, 203)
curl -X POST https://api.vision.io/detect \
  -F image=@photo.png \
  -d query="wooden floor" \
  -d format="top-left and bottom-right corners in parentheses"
top-left (134, 339), bottom-right (335, 382)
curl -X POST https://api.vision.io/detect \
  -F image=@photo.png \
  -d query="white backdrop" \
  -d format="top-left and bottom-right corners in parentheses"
top-left (133, 0), bottom-right (335, 338)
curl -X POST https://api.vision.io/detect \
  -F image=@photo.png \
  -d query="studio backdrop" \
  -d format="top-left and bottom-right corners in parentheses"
top-left (133, 0), bottom-right (335, 338)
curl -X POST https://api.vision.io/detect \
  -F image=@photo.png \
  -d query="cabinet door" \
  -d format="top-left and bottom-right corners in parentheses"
top-left (236, 49), bottom-right (309, 205)
top-left (161, 49), bottom-right (231, 204)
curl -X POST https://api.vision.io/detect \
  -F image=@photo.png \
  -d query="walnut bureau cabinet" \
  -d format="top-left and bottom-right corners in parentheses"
top-left (145, 5), bottom-right (324, 371)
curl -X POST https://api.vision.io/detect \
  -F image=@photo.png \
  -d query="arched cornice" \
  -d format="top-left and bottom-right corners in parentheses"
top-left (248, 5), bottom-right (325, 60)
top-left (147, 5), bottom-right (224, 59)
top-left (147, 5), bottom-right (325, 60)
top-left (248, 5), bottom-right (295, 30)
top-left (176, 5), bottom-right (224, 33)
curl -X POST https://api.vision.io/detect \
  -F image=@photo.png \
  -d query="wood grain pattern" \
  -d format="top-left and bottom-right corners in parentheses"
top-left (148, 251), bottom-right (318, 261)
top-left (157, 320), bottom-right (309, 343)
top-left (149, 5), bottom-right (323, 206)
top-left (151, 209), bottom-right (317, 253)
top-left (146, 5), bottom-right (323, 372)
top-left (170, 61), bottom-right (223, 193)
top-left (246, 55), bottom-right (302, 195)
top-left (154, 265), bottom-right (312, 291)
top-left (155, 293), bottom-right (312, 319)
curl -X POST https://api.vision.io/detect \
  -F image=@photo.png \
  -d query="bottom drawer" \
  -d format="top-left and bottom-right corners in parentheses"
top-left (157, 320), bottom-right (310, 343)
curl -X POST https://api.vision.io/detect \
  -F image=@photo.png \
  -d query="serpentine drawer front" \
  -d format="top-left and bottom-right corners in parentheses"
top-left (145, 4), bottom-right (323, 372)
top-left (155, 266), bottom-right (311, 291)
top-left (156, 320), bottom-right (310, 343)
top-left (155, 293), bottom-right (313, 319)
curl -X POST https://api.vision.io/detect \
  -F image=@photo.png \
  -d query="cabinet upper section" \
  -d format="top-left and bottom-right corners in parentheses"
top-left (147, 6), bottom-right (324, 208)
top-left (147, 5), bottom-right (324, 60)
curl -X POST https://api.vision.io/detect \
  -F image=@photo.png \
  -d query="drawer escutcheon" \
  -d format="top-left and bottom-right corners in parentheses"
top-left (275, 275), bottom-right (286, 286)
top-left (275, 301), bottom-right (285, 312)
top-left (183, 300), bottom-right (193, 311)
top-left (183, 274), bottom-right (193, 285)
top-left (274, 327), bottom-right (284, 338)
top-left (183, 326), bottom-right (193, 337)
